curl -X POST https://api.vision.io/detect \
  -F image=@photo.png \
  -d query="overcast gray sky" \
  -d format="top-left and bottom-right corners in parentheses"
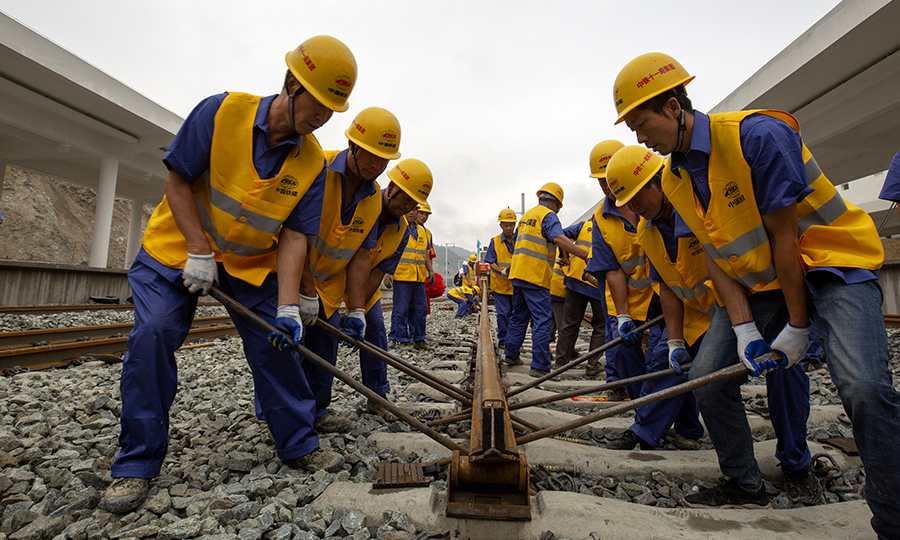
top-left (0, 0), bottom-right (842, 252)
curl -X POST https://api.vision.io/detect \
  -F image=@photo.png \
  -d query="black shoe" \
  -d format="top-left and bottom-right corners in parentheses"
top-left (783, 463), bottom-right (823, 505)
top-left (683, 478), bottom-right (771, 509)
top-left (498, 340), bottom-right (505, 349)
top-left (529, 367), bottom-right (550, 378)
top-left (504, 355), bottom-right (523, 366)
top-left (606, 429), bottom-right (652, 450)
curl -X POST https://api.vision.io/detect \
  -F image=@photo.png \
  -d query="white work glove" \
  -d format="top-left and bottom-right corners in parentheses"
top-left (770, 323), bottom-right (810, 369)
top-left (268, 304), bottom-right (304, 351)
top-left (733, 322), bottom-right (779, 377)
top-left (616, 314), bottom-right (641, 346)
top-left (500, 267), bottom-right (509, 277)
top-left (182, 253), bottom-right (217, 295)
top-left (667, 339), bottom-right (691, 375)
top-left (298, 293), bottom-right (319, 325)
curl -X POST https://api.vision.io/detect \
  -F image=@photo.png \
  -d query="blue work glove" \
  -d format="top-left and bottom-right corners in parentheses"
top-left (616, 314), bottom-right (641, 346)
top-left (667, 339), bottom-right (691, 374)
top-left (770, 322), bottom-right (810, 369)
top-left (268, 305), bottom-right (304, 351)
top-left (340, 308), bottom-right (366, 348)
top-left (182, 252), bottom-right (218, 295)
top-left (297, 293), bottom-right (319, 325)
top-left (733, 321), bottom-right (779, 376)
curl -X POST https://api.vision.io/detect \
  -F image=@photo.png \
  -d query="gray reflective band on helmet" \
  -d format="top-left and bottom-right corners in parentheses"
top-left (195, 200), bottom-right (276, 257)
top-left (308, 235), bottom-right (358, 262)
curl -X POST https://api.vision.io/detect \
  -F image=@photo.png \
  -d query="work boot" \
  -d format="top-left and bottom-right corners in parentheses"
top-left (504, 355), bottom-right (523, 366)
top-left (100, 477), bottom-right (149, 514)
top-left (553, 359), bottom-right (568, 369)
top-left (603, 386), bottom-right (629, 402)
top-left (584, 364), bottom-right (602, 378)
top-left (498, 340), bottom-right (505, 349)
top-left (284, 448), bottom-right (344, 473)
top-left (683, 477), bottom-right (771, 509)
top-left (366, 395), bottom-right (397, 422)
top-left (783, 463), bottom-right (823, 505)
top-left (606, 429), bottom-right (652, 450)
top-left (529, 367), bottom-right (550, 378)
top-left (313, 412), bottom-right (352, 434)
top-left (413, 340), bottom-right (433, 350)
top-left (673, 433), bottom-right (701, 450)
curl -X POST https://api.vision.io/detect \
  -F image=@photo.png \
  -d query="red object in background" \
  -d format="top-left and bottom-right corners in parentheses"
top-left (425, 272), bottom-right (445, 315)
top-left (476, 261), bottom-right (491, 275)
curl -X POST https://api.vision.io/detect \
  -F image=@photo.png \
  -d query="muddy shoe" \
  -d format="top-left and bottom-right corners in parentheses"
top-left (529, 367), bottom-right (550, 378)
top-left (584, 364), bottom-right (602, 378)
top-left (100, 477), bottom-right (149, 514)
top-left (286, 448), bottom-right (344, 473)
top-left (603, 386), bottom-right (629, 402)
top-left (413, 340), bottom-right (433, 350)
top-left (366, 396), bottom-right (397, 422)
top-left (504, 355), bottom-right (523, 366)
top-left (683, 477), bottom-right (771, 509)
top-left (314, 412), bottom-right (352, 434)
top-left (673, 433), bottom-right (701, 450)
top-left (607, 429), bottom-right (652, 450)
top-left (553, 359), bottom-right (568, 369)
top-left (783, 463), bottom-right (823, 505)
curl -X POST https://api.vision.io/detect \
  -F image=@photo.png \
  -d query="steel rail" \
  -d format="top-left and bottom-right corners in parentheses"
top-left (505, 315), bottom-right (665, 398)
top-left (0, 302), bottom-right (222, 315)
top-left (515, 364), bottom-right (747, 445)
top-left (209, 287), bottom-right (468, 455)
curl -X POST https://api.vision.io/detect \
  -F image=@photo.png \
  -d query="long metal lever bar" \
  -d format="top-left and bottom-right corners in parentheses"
top-left (210, 287), bottom-right (468, 455)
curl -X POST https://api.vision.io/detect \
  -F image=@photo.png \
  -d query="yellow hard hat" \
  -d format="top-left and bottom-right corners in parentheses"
top-left (387, 158), bottom-right (432, 205)
top-left (537, 182), bottom-right (564, 205)
top-left (345, 107), bottom-right (401, 159)
top-left (285, 35), bottom-right (357, 113)
top-left (473, 285), bottom-right (481, 295)
top-left (613, 52), bottom-right (694, 124)
top-left (468, 254), bottom-right (477, 263)
top-left (606, 145), bottom-right (665, 207)
top-left (417, 202), bottom-right (432, 213)
top-left (589, 140), bottom-right (625, 179)
top-left (498, 209), bottom-right (517, 223)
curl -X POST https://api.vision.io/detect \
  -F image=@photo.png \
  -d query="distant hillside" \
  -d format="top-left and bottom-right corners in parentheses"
top-left (0, 166), bottom-right (154, 269)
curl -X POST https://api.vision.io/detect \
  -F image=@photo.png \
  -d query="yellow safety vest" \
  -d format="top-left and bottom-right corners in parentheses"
top-left (143, 92), bottom-right (323, 286)
top-left (562, 220), bottom-right (598, 293)
top-left (448, 285), bottom-right (476, 301)
top-left (510, 204), bottom-right (556, 289)
top-left (393, 224), bottom-right (428, 282)
top-left (593, 201), bottom-right (654, 320)
top-left (663, 110), bottom-right (883, 293)
top-left (307, 150), bottom-right (382, 318)
top-left (352, 215), bottom-right (408, 312)
top-left (550, 259), bottom-right (567, 299)
top-left (489, 233), bottom-right (514, 295)
top-left (638, 220), bottom-right (715, 346)
top-left (460, 263), bottom-right (478, 289)
top-left (424, 227), bottom-right (435, 259)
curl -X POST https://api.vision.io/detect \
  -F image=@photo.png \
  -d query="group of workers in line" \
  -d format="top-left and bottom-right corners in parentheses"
top-left (477, 52), bottom-right (899, 538)
top-left (96, 33), bottom-right (900, 537)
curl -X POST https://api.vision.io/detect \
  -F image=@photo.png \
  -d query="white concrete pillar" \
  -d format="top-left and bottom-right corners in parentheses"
top-left (125, 197), bottom-right (145, 268)
top-left (0, 157), bottom-right (8, 204)
top-left (89, 157), bottom-right (118, 268)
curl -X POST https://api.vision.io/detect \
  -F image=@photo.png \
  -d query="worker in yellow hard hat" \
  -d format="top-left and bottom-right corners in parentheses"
top-left (300, 106), bottom-right (402, 434)
top-left (458, 253), bottom-right (479, 289)
top-left (389, 160), bottom-right (436, 350)
top-left (504, 183), bottom-right (589, 377)
top-left (103, 35), bottom-right (358, 513)
top-left (485, 209), bottom-right (517, 347)
top-left (447, 283), bottom-right (480, 317)
top-left (415, 202), bottom-right (438, 317)
top-left (612, 54), bottom-right (900, 525)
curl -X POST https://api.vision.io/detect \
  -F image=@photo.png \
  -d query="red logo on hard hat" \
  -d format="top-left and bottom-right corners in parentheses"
top-left (382, 130), bottom-right (397, 139)
top-left (354, 123), bottom-right (366, 134)
top-left (335, 76), bottom-right (352, 88)
top-left (422, 182), bottom-right (432, 190)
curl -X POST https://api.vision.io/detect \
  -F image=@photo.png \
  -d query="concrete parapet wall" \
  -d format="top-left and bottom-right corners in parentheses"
top-left (0, 260), bottom-right (130, 306)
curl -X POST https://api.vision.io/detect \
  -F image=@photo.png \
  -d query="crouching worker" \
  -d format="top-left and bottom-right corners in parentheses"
top-left (447, 284), bottom-right (480, 316)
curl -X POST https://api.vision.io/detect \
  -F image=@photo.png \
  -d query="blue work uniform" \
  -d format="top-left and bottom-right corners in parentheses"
top-left (113, 94), bottom-right (327, 478)
top-left (484, 234), bottom-right (515, 342)
top-left (389, 224), bottom-right (428, 343)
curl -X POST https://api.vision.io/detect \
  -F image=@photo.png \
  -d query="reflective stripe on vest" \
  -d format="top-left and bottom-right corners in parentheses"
top-left (663, 109), bottom-right (883, 294)
top-left (142, 92), bottom-right (323, 286)
top-left (562, 221), bottom-right (598, 291)
top-left (593, 201), bottom-right (654, 320)
top-left (489, 233), bottom-right (514, 295)
top-left (550, 262), bottom-right (567, 298)
top-left (393, 224), bottom-right (428, 282)
top-left (638, 220), bottom-right (715, 345)
top-left (357, 215), bottom-right (408, 312)
top-left (509, 204), bottom-right (555, 289)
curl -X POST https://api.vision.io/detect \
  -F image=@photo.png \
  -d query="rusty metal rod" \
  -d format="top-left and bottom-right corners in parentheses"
top-left (509, 414), bottom-right (543, 432)
top-left (209, 287), bottom-right (468, 455)
top-left (505, 315), bottom-right (665, 398)
top-left (515, 363), bottom-right (748, 445)
top-left (509, 363), bottom-right (691, 411)
top-left (313, 318), bottom-right (473, 406)
top-left (428, 409), bottom-right (470, 427)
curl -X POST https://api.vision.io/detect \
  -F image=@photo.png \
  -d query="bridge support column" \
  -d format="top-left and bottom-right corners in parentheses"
top-left (89, 157), bottom-right (118, 268)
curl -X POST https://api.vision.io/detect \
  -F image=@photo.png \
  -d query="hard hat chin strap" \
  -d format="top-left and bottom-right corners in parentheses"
top-left (286, 83), bottom-right (305, 135)
top-left (673, 108), bottom-right (687, 154)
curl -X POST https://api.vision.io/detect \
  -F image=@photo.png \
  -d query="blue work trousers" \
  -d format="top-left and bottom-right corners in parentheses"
top-left (112, 259), bottom-right (318, 479)
top-left (505, 285), bottom-right (553, 371)
top-left (448, 294), bottom-right (472, 316)
top-left (493, 292), bottom-right (512, 342)
top-left (614, 306), bottom-right (703, 446)
top-left (302, 304), bottom-right (341, 421)
top-left (358, 299), bottom-right (390, 396)
top-left (603, 313), bottom-right (620, 382)
top-left (389, 280), bottom-right (426, 343)
top-left (690, 289), bottom-right (812, 493)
